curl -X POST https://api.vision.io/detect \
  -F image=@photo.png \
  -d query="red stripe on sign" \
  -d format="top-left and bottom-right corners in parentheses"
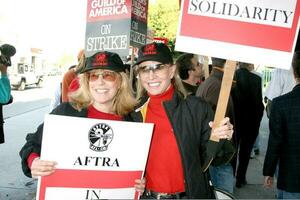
top-left (180, 0), bottom-right (300, 52)
top-left (86, 0), bottom-right (132, 22)
top-left (39, 169), bottom-right (142, 200)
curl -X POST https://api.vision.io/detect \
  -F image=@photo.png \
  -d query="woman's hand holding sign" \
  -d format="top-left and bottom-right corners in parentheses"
top-left (31, 157), bottom-right (57, 179)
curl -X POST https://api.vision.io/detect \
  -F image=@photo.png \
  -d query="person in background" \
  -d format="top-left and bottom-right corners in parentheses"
top-left (49, 51), bottom-right (86, 111)
top-left (264, 68), bottom-right (296, 118)
top-left (0, 43), bottom-right (16, 144)
top-left (249, 65), bottom-right (264, 158)
top-left (61, 49), bottom-right (85, 102)
top-left (19, 51), bottom-right (145, 193)
top-left (0, 63), bottom-right (12, 144)
top-left (131, 42), bottom-right (235, 199)
top-left (176, 53), bottom-right (203, 95)
top-left (196, 57), bottom-right (235, 194)
top-left (0, 63), bottom-right (10, 104)
top-left (232, 62), bottom-right (264, 188)
top-left (263, 51), bottom-right (300, 199)
top-left (262, 65), bottom-right (296, 196)
top-left (49, 82), bottom-right (62, 111)
top-left (0, 43), bottom-right (15, 104)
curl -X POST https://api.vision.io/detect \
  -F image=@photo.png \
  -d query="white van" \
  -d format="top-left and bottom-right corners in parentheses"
top-left (10, 63), bottom-right (43, 90)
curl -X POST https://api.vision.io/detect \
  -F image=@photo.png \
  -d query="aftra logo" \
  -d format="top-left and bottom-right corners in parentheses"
top-left (93, 53), bottom-right (108, 66)
top-left (88, 123), bottom-right (113, 152)
top-left (143, 43), bottom-right (157, 55)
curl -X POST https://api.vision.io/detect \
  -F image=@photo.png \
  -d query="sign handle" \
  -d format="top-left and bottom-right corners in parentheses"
top-left (203, 56), bottom-right (210, 79)
top-left (129, 47), bottom-right (135, 90)
top-left (210, 60), bottom-right (236, 141)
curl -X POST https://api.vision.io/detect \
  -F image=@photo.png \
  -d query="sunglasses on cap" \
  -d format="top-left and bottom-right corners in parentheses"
top-left (88, 71), bottom-right (119, 82)
top-left (136, 63), bottom-right (169, 75)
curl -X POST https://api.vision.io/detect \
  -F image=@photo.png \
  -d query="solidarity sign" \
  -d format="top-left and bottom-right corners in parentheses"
top-left (176, 0), bottom-right (300, 69)
top-left (36, 115), bottom-right (153, 200)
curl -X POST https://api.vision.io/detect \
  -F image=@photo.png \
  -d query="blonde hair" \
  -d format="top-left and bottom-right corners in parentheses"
top-left (74, 53), bottom-right (86, 73)
top-left (69, 72), bottom-right (137, 116)
top-left (135, 64), bottom-right (187, 100)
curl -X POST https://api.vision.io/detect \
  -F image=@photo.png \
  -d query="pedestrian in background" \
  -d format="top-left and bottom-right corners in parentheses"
top-left (176, 53), bottom-right (203, 95)
top-left (0, 43), bottom-right (16, 144)
top-left (61, 49), bottom-right (85, 102)
top-left (232, 62), bottom-right (264, 188)
top-left (196, 57), bottom-right (235, 194)
top-left (263, 51), bottom-right (300, 199)
top-left (0, 63), bottom-right (10, 104)
top-left (264, 68), bottom-right (296, 117)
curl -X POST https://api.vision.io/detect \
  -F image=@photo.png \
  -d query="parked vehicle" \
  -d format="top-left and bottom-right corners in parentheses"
top-left (10, 63), bottom-right (44, 90)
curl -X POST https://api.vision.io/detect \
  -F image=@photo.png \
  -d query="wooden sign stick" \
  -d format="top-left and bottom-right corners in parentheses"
top-left (203, 56), bottom-right (210, 79)
top-left (129, 47), bottom-right (135, 89)
top-left (210, 60), bottom-right (236, 141)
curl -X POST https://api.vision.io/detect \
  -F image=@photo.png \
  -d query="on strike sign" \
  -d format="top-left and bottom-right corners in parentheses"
top-left (85, 0), bottom-right (148, 59)
top-left (176, 0), bottom-right (300, 69)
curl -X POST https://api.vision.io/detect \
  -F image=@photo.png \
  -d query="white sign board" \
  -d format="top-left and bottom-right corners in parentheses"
top-left (176, 0), bottom-right (300, 69)
top-left (36, 114), bottom-right (154, 200)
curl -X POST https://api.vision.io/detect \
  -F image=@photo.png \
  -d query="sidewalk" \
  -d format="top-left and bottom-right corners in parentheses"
top-left (233, 154), bottom-right (276, 199)
top-left (233, 112), bottom-right (276, 199)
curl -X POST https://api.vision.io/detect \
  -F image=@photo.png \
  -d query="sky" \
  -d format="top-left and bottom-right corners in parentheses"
top-left (0, 0), bottom-right (87, 62)
top-left (0, 0), bottom-right (164, 65)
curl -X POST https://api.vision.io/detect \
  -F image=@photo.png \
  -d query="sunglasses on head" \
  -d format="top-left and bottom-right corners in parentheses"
top-left (88, 71), bottom-right (118, 82)
top-left (136, 63), bottom-right (168, 74)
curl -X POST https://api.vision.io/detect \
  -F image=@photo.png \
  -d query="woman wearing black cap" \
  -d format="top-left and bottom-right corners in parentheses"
top-left (19, 51), bottom-right (145, 193)
top-left (130, 42), bottom-right (235, 199)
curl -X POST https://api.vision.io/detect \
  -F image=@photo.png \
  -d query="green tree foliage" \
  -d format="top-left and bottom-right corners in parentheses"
top-left (148, 0), bottom-right (180, 42)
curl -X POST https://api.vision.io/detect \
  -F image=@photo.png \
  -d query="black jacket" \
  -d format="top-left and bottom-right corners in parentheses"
top-left (263, 84), bottom-right (300, 192)
top-left (232, 68), bottom-right (264, 135)
top-left (0, 96), bottom-right (13, 144)
top-left (128, 92), bottom-right (235, 199)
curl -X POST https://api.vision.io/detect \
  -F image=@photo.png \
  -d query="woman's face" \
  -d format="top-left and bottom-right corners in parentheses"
top-left (137, 61), bottom-right (175, 95)
top-left (88, 69), bottom-right (121, 108)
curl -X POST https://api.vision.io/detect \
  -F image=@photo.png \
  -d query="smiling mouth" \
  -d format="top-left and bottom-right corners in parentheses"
top-left (95, 89), bottom-right (109, 94)
top-left (148, 82), bottom-right (160, 87)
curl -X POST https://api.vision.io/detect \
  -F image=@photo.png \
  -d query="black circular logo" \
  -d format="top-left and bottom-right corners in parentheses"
top-left (88, 123), bottom-right (113, 152)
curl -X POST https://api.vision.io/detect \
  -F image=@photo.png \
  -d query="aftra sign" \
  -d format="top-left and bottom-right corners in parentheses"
top-left (176, 0), bottom-right (300, 69)
top-left (36, 115), bottom-right (153, 200)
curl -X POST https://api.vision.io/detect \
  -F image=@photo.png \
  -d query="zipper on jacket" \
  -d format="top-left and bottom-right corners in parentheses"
top-left (162, 101), bottom-right (190, 197)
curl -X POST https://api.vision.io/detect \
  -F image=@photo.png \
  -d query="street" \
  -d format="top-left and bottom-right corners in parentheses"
top-left (0, 76), bottom-right (61, 200)
top-left (0, 75), bottom-right (276, 200)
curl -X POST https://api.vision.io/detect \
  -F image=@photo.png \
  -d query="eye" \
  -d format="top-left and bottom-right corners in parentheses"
top-left (102, 71), bottom-right (117, 82)
top-left (89, 73), bottom-right (99, 81)
top-left (155, 64), bottom-right (165, 70)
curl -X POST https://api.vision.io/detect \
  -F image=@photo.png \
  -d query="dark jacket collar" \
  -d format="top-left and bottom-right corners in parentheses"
top-left (293, 83), bottom-right (300, 91)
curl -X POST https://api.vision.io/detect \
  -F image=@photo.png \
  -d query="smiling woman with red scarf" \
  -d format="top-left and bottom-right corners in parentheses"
top-left (130, 42), bottom-right (235, 199)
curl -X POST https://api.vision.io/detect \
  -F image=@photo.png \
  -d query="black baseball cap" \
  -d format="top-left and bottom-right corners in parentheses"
top-left (134, 42), bottom-right (173, 67)
top-left (81, 51), bottom-right (125, 73)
